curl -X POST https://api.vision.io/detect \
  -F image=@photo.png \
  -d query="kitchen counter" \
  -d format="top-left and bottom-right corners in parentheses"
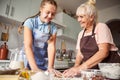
top-left (0, 69), bottom-right (111, 80)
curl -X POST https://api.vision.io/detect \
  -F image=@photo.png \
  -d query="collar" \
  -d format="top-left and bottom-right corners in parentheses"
top-left (37, 15), bottom-right (51, 26)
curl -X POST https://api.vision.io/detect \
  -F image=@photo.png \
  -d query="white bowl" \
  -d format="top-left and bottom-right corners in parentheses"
top-left (98, 63), bottom-right (120, 79)
top-left (81, 69), bottom-right (104, 80)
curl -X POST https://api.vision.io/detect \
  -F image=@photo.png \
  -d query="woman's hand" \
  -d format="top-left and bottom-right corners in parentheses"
top-left (47, 68), bottom-right (62, 77)
top-left (62, 66), bottom-right (81, 78)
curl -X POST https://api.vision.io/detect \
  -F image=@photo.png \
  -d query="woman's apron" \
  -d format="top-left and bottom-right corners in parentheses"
top-left (27, 16), bottom-right (51, 70)
top-left (80, 26), bottom-right (120, 69)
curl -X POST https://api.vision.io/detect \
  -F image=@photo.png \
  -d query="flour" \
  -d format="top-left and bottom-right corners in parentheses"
top-left (31, 72), bottom-right (49, 80)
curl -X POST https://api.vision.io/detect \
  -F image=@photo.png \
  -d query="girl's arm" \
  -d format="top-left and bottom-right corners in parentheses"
top-left (47, 33), bottom-right (57, 69)
top-left (24, 26), bottom-right (41, 71)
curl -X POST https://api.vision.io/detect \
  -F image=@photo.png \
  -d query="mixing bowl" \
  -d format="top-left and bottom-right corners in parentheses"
top-left (98, 63), bottom-right (120, 79)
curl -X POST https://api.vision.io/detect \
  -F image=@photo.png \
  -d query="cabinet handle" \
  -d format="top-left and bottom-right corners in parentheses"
top-left (10, 6), bottom-right (15, 17)
top-left (5, 4), bottom-right (10, 16)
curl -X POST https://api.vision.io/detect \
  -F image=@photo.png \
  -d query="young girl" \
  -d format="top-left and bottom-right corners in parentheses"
top-left (23, 0), bottom-right (57, 72)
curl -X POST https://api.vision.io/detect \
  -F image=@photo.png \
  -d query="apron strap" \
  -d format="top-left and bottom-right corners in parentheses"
top-left (81, 29), bottom-right (86, 38)
top-left (92, 24), bottom-right (96, 36)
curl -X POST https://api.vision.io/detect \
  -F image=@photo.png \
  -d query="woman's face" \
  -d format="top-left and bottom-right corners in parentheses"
top-left (40, 3), bottom-right (57, 23)
top-left (77, 14), bottom-right (93, 29)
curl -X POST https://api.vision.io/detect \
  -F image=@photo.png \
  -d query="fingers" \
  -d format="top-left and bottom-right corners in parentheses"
top-left (62, 69), bottom-right (73, 77)
top-left (47, 68), bottom-right (80, 78)
top-left (62, 68), bottom-right (70, 74)
top-left (47, 69), bottom-right (62, 78)
top-left (62, 68), bottom-right (80, 78)
top-left (53, 70), bottom-right (62, 78)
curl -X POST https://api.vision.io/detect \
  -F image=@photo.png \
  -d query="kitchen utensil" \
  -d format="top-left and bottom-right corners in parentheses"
top-left (67, 50), bottom-right (74, 61)
top-left (81, 69), bottom-right (104, 80)
top-left (0, 42), bottom-right (8, 60)
top-left (1, 32), bottom-right (9, 41)
top-left (1, 25), bottom-right (9, 41)
top-left (9, 49), bottom-right (24, 69)
top-left (18, 25), bottom-right (23, 35)
top-left (56, 49), bottom-right (63, 61)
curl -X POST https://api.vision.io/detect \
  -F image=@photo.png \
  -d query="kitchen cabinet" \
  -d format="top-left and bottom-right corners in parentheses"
top-left (0, 0), bottom-right (11, 17)
top-left (56, 12), bottom-right (82, 42)
top-left (0, 0), bottom-right (31, 22)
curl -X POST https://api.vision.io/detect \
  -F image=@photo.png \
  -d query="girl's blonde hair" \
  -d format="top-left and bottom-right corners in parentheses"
top-left (40, 0), bottom-right (57, 9)
top-left (76, 0), bottom-right (98, 24)
top-left (22, 0), bottom-right (57, 25)
top-left (33, 0), bottom-right (57, 17)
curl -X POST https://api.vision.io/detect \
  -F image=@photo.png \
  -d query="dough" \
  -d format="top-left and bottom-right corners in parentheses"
top-left (31, 72), bottom-right (49, 80)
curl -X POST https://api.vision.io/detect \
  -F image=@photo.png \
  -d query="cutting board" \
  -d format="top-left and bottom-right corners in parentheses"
top-left (0, 75), bottom-right (19, 80)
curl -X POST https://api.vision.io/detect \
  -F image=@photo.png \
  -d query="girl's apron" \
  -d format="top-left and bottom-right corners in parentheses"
top-left (80, 25), bottom-right (120, 69)
top-left (27, 16), bottom-right (51, 70)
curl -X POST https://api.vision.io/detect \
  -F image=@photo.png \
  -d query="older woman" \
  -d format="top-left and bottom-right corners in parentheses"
top-left (63, 0), bottom-right (120, 77)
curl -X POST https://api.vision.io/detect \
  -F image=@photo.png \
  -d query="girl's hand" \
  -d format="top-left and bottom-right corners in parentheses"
top-left (47, 68), bottom-right (62, 77)
top-left (31, 68), bottom-right (43, 72)
top-left (62, 67), bottom-right (80, 78)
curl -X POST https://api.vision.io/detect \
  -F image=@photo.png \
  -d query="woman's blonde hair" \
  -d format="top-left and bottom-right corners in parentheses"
top-left (76, 0), bottom-right (98, 24)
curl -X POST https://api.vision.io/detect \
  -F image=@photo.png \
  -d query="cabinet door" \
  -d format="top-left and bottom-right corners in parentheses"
top-left (9, 0), bottom-right (31, 22)
top-left (0, 0), bottom-right (11, 17)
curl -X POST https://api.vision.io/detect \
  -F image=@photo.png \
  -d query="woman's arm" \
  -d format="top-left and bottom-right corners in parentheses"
top-left (62, 49), bottom-right (83, 77)
top-left (24, 26), bottom-right (40, 71)
top-left (74, 49), bottom-right (83, 67)
top-left (79, 43), bottom-right (110, 69)
top-left (47, 34), bottom-right (56, 69)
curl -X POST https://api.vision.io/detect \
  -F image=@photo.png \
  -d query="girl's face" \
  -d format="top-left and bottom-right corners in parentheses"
top-left (40, 3), bottom-right (57, 23)
top-left (77, 14), bottom-right (93, 29)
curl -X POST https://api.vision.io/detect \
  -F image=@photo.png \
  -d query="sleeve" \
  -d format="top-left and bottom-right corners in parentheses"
top-left (96, 23), bottom-right (114, 44)
top-left (51, 23), bottom-right (57, 35)
top-left (76, 30), bottom-right (84, 49)
top-left (23, 18), bottom-right (33, 30)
